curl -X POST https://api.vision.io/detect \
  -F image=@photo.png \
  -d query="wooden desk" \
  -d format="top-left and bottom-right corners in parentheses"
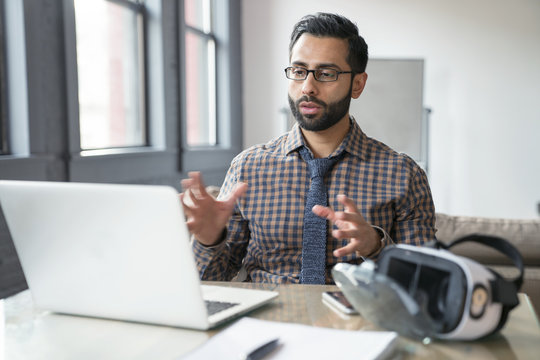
top-left (2, 282), bottom-right (539, 359)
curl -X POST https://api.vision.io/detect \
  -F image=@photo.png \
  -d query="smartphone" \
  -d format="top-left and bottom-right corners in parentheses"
top-left (322, 291), bottom-right (358, 315)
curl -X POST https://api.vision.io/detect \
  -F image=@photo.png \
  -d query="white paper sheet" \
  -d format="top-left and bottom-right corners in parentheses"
top-left (181, 317), bottom-right (398, 360)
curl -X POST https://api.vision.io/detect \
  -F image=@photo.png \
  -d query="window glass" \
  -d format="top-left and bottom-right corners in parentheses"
top-left (184, 0), bottom-right (209, 31)
top-left (74, 0), bottom-right (146, 150)
top-left (184, 0), bottom-right (216, 147)
top-left (185, 31), bottom-right (216, 146)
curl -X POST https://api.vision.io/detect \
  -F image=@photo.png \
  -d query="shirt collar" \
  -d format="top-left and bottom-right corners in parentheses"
top-left (284, 117), bottom-right (367, 161)
top-left (284, 123), bottom-right (305, 155)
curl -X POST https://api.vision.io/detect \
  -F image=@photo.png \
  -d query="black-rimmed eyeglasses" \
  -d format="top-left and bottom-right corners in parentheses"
top-left (284, 66), bottom-right (353, 82)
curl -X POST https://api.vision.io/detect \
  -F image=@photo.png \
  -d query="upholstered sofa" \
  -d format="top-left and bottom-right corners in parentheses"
top-left (435, 213), bottom-right (540, 315)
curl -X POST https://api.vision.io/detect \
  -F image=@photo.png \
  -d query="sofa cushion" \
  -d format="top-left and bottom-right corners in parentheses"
top-left (490, 265), bottom-right (540, 314)
top-left (435, 213), bottom-right (540, 266)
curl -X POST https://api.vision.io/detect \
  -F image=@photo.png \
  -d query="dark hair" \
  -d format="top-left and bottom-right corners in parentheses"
top-left (289, 13), bottom-right (368, 74)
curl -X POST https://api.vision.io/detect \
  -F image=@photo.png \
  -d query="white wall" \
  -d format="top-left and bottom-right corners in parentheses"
top-left (241, 0), bottom-right (540, 219)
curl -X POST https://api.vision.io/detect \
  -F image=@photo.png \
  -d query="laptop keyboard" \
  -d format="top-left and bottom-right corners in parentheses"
top-left (205, 300), bottom-right (240, 316)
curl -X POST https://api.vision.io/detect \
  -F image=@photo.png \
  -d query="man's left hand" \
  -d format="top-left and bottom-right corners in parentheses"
top-left (312, 194), bottom-right (381, 258)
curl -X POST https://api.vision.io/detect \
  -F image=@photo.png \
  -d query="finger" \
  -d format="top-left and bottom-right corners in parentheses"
top-left (333, 241), bottom-right (359, 258)
top-left (188, 171), bottom-right (200, 179)
top-left (182, 175), bottom-right (207, 205)
top-left (180, 178), bottom-right (193, 191)
top-left (333, 211), bottom-right (362, 224)
top-left (179, 192), bottom-right (195, 211)
top-left (185, 218), bottom-right (198, 233)
top-left (337, 195), bottom-right (370, 227)
top-left (312, 205), bottom-right (337, 222)
top-left (337, 194), bottom-right (359, 213)
top-left (332, 228), bottom-right (360, 239)
top-left (224, 182), bottom-right (248, 208)
top-left (181, 177), bottom-right (206, 203)
top-left (189, 172), bottom-right (208, 198)
top-left (184, 187), bottom-right (204, 207)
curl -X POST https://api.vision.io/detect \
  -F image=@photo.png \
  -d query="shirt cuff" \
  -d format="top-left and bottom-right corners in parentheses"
top-left (191, 228), bottom-right (228, 251)
top-left (364, 225), bottom-right (393, 259)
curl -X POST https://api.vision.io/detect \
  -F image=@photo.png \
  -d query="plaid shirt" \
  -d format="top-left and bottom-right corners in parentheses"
top-left (193, 119), bottom-right (436, 283)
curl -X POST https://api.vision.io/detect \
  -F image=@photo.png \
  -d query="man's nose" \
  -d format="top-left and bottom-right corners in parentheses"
top-left (301, 72), bottom-right (319, 96)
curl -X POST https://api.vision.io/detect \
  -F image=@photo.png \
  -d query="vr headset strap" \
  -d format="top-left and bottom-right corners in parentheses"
top-left (445, 234), bottom-right (524, 293)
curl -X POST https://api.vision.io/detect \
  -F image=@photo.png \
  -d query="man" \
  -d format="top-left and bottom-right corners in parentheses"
top-left (181, 13), bottom-right (436, 284)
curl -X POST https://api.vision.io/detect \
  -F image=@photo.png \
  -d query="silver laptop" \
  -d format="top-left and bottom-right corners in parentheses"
top-left (0, 180), bottom-right (278, 330)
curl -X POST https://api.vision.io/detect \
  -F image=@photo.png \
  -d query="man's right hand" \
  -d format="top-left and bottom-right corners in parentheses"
top-left (180, 171), bottom-right (248, 246)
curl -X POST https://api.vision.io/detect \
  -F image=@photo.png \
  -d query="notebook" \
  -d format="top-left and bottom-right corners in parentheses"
top-left (183, 317), bottom-right (398, 360)
top-left (0, 180), bottom-right (278, 330)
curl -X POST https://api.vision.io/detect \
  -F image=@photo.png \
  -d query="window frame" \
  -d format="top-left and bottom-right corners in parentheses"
top-left (74, 0), bottom-right (148, 151)
top-left (178, 0), bottom-right (242, 182)
top-left (62, 0), bottom-right (243, 186)
top-left (64, 0), bottom-right (176, 183)
top-left (0, 0), bottom-right (243, 183)
top-left (183, 0), bottom-right (217, 147)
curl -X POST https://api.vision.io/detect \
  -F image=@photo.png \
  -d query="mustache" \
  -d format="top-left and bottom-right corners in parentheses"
top-left (295, 95), bottom-right (327, 107)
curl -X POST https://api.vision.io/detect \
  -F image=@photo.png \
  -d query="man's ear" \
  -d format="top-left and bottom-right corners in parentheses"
top-left (351, 72), bottom-right (368, 99)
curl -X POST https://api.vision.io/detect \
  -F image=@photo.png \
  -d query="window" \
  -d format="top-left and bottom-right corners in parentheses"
top-left (74, 0), bottom-right (146, 150)
top-left (0, 0), bottom-right (242, 182)
top-left (0, 0), bottom-right (242, 299)
top-left (183, 0), bottom-right (216, 147)
top-left (178, 0), bottom-right (243, 184)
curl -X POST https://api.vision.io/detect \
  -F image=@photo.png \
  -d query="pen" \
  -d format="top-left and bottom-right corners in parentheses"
top-left (244, 338), bottom-right (281, 360)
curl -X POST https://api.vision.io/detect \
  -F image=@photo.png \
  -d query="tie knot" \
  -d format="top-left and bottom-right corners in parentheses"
top-left (306, 158), bottom-right (337, 178)
top-left (299, 147), bottom-right (340, 179)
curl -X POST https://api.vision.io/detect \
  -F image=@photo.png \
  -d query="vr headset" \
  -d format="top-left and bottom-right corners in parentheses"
top-left (332, 234), bottom-right (524, 341)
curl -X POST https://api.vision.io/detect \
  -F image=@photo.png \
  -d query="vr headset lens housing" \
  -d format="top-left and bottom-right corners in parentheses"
top-left (332, 261), bottom-right (441, 340)
top-left (377, 247), bottom-right (468, 334)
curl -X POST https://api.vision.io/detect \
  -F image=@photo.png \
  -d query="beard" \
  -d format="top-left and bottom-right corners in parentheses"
top-left (288, 85), bottom-right (352, 132)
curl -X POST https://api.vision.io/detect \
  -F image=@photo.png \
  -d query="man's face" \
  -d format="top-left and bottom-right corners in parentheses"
top-left (287, 34), bottom-right (356, 132)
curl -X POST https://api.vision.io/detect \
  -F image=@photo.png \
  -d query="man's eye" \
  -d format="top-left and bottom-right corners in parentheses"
top-left (319, 70), bottom-right (336, 79)
top-left (293, 68), bottom-right (307, 76)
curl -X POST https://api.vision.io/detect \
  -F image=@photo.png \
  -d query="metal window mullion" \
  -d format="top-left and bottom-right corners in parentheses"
top-left (136, 9), bottom-right (148, 146)
top-left (106, 0), bottom-right (144, 13)
top-left (185, 25), bottom-right (215, 42)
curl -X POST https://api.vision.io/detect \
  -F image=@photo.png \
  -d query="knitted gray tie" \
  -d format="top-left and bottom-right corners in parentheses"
top-left (299, 146), bottom-right (341, 284)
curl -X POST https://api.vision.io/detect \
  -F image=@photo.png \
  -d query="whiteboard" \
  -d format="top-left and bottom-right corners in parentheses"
top-left (350, 59), bottom-right (426, 165)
